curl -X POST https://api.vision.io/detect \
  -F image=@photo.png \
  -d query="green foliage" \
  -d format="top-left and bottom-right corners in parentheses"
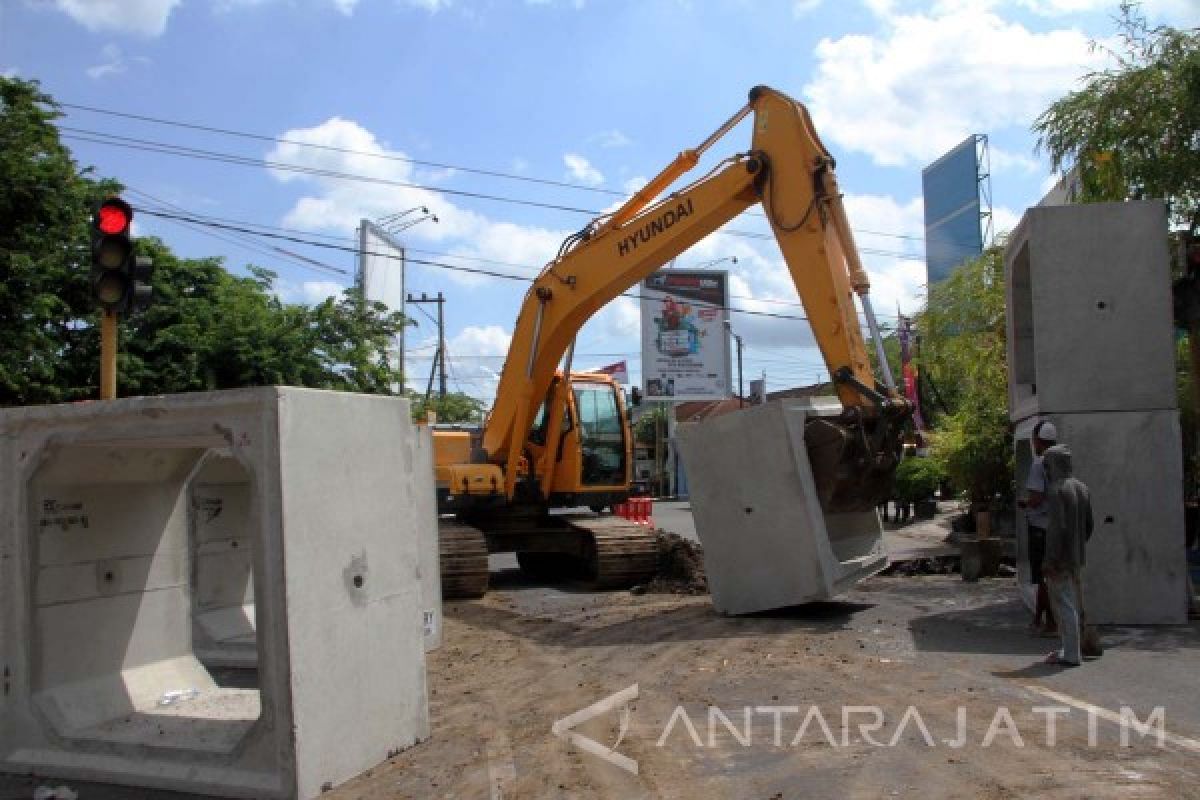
top-left (1, 76), bottom-right (121, 405)
top-left (0, 75), bottom-right (407, 406)
top-left (1033, 2), bottom-right (1200, 227)
top-left (892, 457), bottom-right (945, 504)
top-left (410, 392), bottom-right (486, 424)
top-left (919, 247), bottom-right (1013, 504)
top-left (866, 328), bottom-right (903, 389)
top-left (633, 406), bottom-right (665, 450)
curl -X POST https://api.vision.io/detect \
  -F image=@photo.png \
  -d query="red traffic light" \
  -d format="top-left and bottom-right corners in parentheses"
top-left (96, 199), bottom-right (131, 235)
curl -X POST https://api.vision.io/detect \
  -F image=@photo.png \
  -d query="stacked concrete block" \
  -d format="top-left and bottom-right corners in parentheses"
top-left (1006, 200), bottom-right (1187, 624)
top-left (1, 388), bottom-right (432, 798)
top-left (676, 399), bottom-right (888, 615)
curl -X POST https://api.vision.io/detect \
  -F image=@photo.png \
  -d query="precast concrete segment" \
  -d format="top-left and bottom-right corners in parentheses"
top-left (0, 388), bottom-right (432, 799)
top-left (1006, 200), bottom-right (1175, 421)
top-left (676, 399), bottom-right (888, 615)
top-left (412, 425), bottom-right (443, 651)
top-left (1014, 411), bottom-right (1187, 625)
top-left (1005, 201), bottom-right (1185, 626)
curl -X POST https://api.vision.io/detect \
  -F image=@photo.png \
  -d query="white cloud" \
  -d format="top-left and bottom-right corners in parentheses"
top-left (451, 324), bottom-right (512, 356)
top-left (405, 0), bottom-right (453, 11)
top-left (989, 145), bottom-right (1041, 175)
top-left (273, 278), bottom-right (348, 305)
top-left (1009, 0), bottom-right (1198, 24)
top-left (591, 129), bottom-right (632, 148)
top-left (50, 0), bottom-right (180, 37)
top-left (622, 175), bottom-right (647, 195)
top-left (85, 43), bottom-right (147, 79)
top-left (216, 0), bottom-right (363, 14)
top-left (991, 204), bottom-right (1023, 239)
top-left (301, 280), bottom-right (344, 303)
top-left (510, 157), bottom-right (530, 173)
top-left (563, 153), bottom-right (604, 187)
top-left (802, 4), bottom-right (1111, 167)
top-left (792, 0), bottom-right (822, 16)
top-left (267, 116), bottom-right (570, 289)
top-left (408, 324), bottom-right (513, 402)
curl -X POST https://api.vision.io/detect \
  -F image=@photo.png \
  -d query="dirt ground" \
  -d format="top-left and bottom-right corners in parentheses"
top-left (323, 566), bottom-right (1200, 800)
top-left (4, 563), bottom-right (1197, 800)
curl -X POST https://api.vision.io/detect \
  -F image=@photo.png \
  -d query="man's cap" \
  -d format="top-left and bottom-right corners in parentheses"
top-left (1035, 420), bottom-right (1057, 442)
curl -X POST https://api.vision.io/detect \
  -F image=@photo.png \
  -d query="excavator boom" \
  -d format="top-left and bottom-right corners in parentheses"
top-left (477, 85), bottom-right (907, 503)
top-left (433, 85), bottom-right (911, 600)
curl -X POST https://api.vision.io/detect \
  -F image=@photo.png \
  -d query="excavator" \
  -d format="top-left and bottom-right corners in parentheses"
top-left (433, 85), bottom-right (911, 598)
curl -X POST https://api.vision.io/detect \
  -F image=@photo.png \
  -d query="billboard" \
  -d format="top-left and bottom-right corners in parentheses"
top-left (357, 220), bottom-right (407, 386)
top-left (640, 269), bottom-right (731, 402)
top-left (922, 135), bottom-right (984, 286)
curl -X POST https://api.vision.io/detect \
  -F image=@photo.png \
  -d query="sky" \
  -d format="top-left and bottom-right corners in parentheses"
top-left (3, 0), bottom-right (1197, 403)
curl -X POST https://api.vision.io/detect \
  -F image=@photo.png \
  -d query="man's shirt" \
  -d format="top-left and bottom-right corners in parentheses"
top-left (1025, 456), bottom-right (1049, 529)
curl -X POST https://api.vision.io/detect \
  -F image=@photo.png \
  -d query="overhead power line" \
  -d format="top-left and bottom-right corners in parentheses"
top-left (132, 206), bottom-right (837, 324)
top-left (61, 102), bottom-right (632, 197)
top-left (132, 206), bottom-right (913, 323)
top-left (127, 197), bottom-right (911, 314)
top-left (60, 102), bottom-right (928, 245)
top-left (59, 126), bottom-right (936, 260)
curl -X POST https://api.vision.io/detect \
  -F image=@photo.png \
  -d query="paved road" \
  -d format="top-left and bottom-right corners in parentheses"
top-left (652, 499), bottom-right (958, 559)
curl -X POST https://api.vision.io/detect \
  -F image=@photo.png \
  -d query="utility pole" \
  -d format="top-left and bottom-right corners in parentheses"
top-left (725, 320), bottom-right (744, 408)
top-left (407, 291), bottom-right (447, 400)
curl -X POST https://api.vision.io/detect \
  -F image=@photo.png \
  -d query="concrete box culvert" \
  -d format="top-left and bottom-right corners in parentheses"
top-left (676, 399), bottom-right (888, 614)
top-left (0, 388), bottom-right (432, 799)
top-left (189, 427), bottom-right (442, 668)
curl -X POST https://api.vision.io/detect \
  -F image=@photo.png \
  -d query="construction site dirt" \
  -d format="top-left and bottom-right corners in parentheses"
top-left (339, 568), bottom-right (1200, 799)
top-left (10, 566), bottom-right (1197, 800)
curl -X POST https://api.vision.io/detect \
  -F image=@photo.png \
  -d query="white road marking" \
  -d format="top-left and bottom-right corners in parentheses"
top-left (1023, 684), bottom-right (1200, 754)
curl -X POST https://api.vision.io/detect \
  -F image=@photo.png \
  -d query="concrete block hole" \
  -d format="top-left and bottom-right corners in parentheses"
top-left (31, 441), bottom-right (263, 757)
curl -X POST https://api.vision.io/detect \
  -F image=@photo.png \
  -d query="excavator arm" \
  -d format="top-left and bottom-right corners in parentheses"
top-left (472, 85), bottom-right (909, 507)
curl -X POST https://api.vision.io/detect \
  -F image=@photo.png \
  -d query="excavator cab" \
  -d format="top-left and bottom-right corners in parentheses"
top-left (525, 374), bottom-right (632, 508)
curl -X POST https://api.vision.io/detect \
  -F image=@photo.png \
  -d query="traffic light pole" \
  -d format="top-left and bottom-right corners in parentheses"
top-left (100, 309), bottom-right (117, 400)
top-left (91, 197), bottom-right (152, 400)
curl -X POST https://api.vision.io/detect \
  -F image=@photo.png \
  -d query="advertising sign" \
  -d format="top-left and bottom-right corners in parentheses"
top-left (357, 219), bottom-right (406, 388)
top-left (640, 270), bottom-right (731, 401)
top-left (921, 135), bottom-right (984, 286)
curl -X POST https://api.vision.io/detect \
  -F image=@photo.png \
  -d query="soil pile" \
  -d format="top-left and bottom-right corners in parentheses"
top-left (632, 531), bottom-right (708, 594)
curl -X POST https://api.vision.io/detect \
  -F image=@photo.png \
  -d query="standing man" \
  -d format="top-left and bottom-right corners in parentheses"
top-left (1020, 420), bottom-right (1057, 634)
top-left (1041, 444), bottom-right (1094, 667)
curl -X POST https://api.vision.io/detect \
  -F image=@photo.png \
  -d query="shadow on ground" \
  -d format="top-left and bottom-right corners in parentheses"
top-left (446, 593), bottom-right (872, 648)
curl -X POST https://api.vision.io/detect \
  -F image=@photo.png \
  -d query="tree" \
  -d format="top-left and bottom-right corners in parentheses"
top-left (1033, 2), bottom-right (1200, 228)
top-left (0, 75), bottom-right (408, 406)
top-left (0, 76), bottom-right (120, 405)
top-left (918, 246), bottom-right (1013, 505)
top-left (410, 392), bottom-right (486, 423)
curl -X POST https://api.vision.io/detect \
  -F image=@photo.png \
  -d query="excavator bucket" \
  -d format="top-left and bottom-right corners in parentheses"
top-left (676, 399), bottom-right (899, 615)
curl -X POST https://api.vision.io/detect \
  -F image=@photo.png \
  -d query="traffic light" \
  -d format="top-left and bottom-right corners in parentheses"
top-left (90, 196), bottom-right (152, 313)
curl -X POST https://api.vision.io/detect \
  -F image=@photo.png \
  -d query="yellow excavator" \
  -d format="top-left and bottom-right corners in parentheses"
top-left (433, 85), bottom-right (910, 598)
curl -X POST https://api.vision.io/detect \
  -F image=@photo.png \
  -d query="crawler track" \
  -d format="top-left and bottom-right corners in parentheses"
top-left (569, 516), bottom-right (660, 589)
top-left (438, 521), bottom-right (489, 599)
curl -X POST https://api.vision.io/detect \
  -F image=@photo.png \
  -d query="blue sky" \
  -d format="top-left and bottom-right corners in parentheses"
top-left (4, 0), bottom-right (1197, 401)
